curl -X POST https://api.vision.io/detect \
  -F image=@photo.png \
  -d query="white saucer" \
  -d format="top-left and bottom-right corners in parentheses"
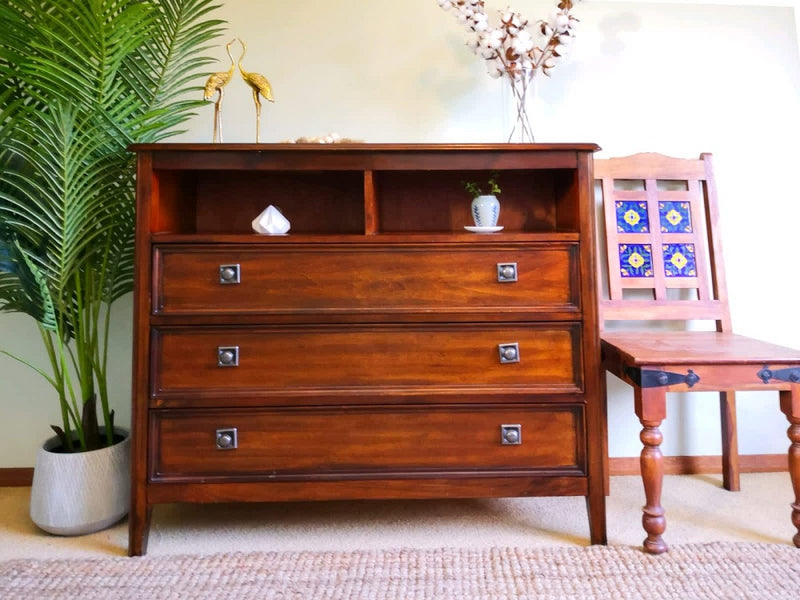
top-left (464, 225), bottom-right (504, 233)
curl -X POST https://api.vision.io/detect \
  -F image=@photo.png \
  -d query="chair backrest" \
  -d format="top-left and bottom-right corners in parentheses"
top-left (594, 152), bottom-right (732, 332)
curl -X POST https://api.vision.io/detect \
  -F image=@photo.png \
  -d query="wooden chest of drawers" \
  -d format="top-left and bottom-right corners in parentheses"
top-left (128, 143), bottom-right (606, 555)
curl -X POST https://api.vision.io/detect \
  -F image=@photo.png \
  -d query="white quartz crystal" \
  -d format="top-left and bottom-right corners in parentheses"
top-left (252, 205), bottom-right (290, 235)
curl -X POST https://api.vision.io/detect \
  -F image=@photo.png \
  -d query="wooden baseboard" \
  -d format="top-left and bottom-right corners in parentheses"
top-left (0, 468), bottom-right (34, 487)
top-left (0, 455), bottom-right (787, 487)
top-left (609, 454), bottom-right (787, 476)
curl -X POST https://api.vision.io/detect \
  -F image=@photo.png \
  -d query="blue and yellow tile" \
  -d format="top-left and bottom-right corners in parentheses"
top-left (616, 201), bottom-right (649, 233)
top-left (663, 243), bottom-right (697, 277)
top-left (619, 243), bottom-right (653, 278)
top-left (659, 201), bottom-right (692, 233)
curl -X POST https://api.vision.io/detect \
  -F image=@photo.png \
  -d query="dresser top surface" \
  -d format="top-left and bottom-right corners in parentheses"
top-left (129, 142), bottom-right (601, 154)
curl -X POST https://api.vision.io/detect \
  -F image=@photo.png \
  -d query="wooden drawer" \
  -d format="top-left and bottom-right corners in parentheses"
top-left (152, 243), bottom-right (579, 317)
top-left (151, 323), bottom-right (583, 397)
top-left (150, 405), bottom-right (586, 480)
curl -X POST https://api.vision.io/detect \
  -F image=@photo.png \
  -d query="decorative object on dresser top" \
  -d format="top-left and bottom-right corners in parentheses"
top-left (0, 0), bottom-right (225, 536)
top-left (236, 39), bottom-right (274, 143)
top-left (128, 142), bottom-right (606, 556)
top-left (436, 0), bottom-right (580, 143)
top-left (202, 38), bottom-right (237, 143)
top-left (280, 133), bottom-right (365, 144)
top-left (595, 152), bottom-right (800, 554)
top-left (203, 38), bottom-right (274, 143)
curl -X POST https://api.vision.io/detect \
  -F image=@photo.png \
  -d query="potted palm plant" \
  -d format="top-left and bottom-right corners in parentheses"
top-left (0, 0), bottom-right (225, 535)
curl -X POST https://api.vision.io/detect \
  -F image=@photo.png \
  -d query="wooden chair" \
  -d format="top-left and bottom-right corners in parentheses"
top-left (594, 152), bottom-right (800, 554)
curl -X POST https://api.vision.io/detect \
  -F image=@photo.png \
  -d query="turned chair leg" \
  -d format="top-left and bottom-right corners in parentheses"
top-left (780, 387), bottom-right (800, 548)
top-left (639, 420), bottom-right (667, 554)
top-left (635, 385), bottom-right (668, 554)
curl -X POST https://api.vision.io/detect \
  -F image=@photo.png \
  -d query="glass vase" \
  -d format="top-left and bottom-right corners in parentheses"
top-left (507, 69), bottom-right (536, 143)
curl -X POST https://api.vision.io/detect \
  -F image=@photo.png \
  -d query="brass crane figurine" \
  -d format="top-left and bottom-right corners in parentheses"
top-left (203, 38), bottom-right (237, 142)
top-left (236, 39), bottom-right (274, 143)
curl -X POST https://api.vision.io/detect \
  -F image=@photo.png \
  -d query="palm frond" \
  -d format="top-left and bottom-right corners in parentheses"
top-left (0, 0), bottom-right (226, 451)
top-left (0, 231), bottom-right (57, 331)
top-left (122, 0), bottom-right (226, 142)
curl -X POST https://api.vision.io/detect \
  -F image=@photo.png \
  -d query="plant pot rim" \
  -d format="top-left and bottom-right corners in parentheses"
top-left (41, 427), bottom-right (130, 454)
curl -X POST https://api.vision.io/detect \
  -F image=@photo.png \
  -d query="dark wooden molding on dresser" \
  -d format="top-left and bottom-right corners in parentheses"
top-left (2, 455), bottom-right (787, 487)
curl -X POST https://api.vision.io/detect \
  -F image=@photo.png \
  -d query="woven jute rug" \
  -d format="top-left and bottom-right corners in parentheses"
top-left (1, 542), bottom-right (799, 599)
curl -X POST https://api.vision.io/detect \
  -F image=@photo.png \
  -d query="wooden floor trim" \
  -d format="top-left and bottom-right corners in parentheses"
top-left (0, 455), bottom-right (788, 487)
top-left (609, 454), bottom-right (787, 476)
top-left (0, 468), bottom-right (34, 487)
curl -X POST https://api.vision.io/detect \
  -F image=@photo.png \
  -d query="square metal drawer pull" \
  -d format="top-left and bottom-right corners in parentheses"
top-left (501, 424), bottom-right (522, 445)
top-left (497, 262), bottom-right (518, 282)
top-left (217, 346), bottom-right (239, 367)
top-left (219, 264), bottom-right (241, 284)
top-left (215, 428), bottom-right (238, 450)
top-left (498, 343), bottom-right (520, 364)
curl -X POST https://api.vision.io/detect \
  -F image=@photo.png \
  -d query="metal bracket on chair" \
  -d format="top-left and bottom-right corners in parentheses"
top-left (626, 367), bottom-right (700, 388)
top-left (757, 365), bottom-right (800, 384)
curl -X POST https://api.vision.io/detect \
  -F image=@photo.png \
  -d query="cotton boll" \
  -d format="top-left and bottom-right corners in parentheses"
top-left (511, 30), bottom-right (533, 54)
top-left (440, 0), bottom-right (580, 82)
top-left (487, 58), bottom-right (505, 78)
top-left (550, 12), bottom-right (570, 33)
top-left (566, 15), bottom-right (579, 32)
top-left (487, 29), bottom-right (504, 49)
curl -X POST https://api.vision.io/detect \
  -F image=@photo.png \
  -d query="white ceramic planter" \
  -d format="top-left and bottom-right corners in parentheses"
top-left (471, 194), bottom-right (500, 227)
top-left (30, 428), bottom-right (130, 536)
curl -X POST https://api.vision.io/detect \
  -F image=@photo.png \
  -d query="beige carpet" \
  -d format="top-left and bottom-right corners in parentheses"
top-left (2, 542), bottom-right (799, 599)
top-left (1, 473), bottom-right (796, 559)
top-left (1, 473), bottom-right (799, 598)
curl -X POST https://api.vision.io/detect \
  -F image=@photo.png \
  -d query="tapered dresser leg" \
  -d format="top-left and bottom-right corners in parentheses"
top-left (635, 385), bottom-right (668, 554)
top-left (585, 491), bottom-right (608, 545)
top-left (780, 386), bottom-right (800, 548)
top-left (128, 505), bottom-right (152, 557)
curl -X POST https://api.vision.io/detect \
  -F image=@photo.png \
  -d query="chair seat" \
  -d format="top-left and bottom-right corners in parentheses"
top-left (602, 331), bottom-right (800, 392)
top-left (602, 331), bottom-right (800, 366)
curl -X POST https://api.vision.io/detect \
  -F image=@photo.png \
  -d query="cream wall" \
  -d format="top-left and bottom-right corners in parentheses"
top-left (1, 0), bottom-right (799, 467)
